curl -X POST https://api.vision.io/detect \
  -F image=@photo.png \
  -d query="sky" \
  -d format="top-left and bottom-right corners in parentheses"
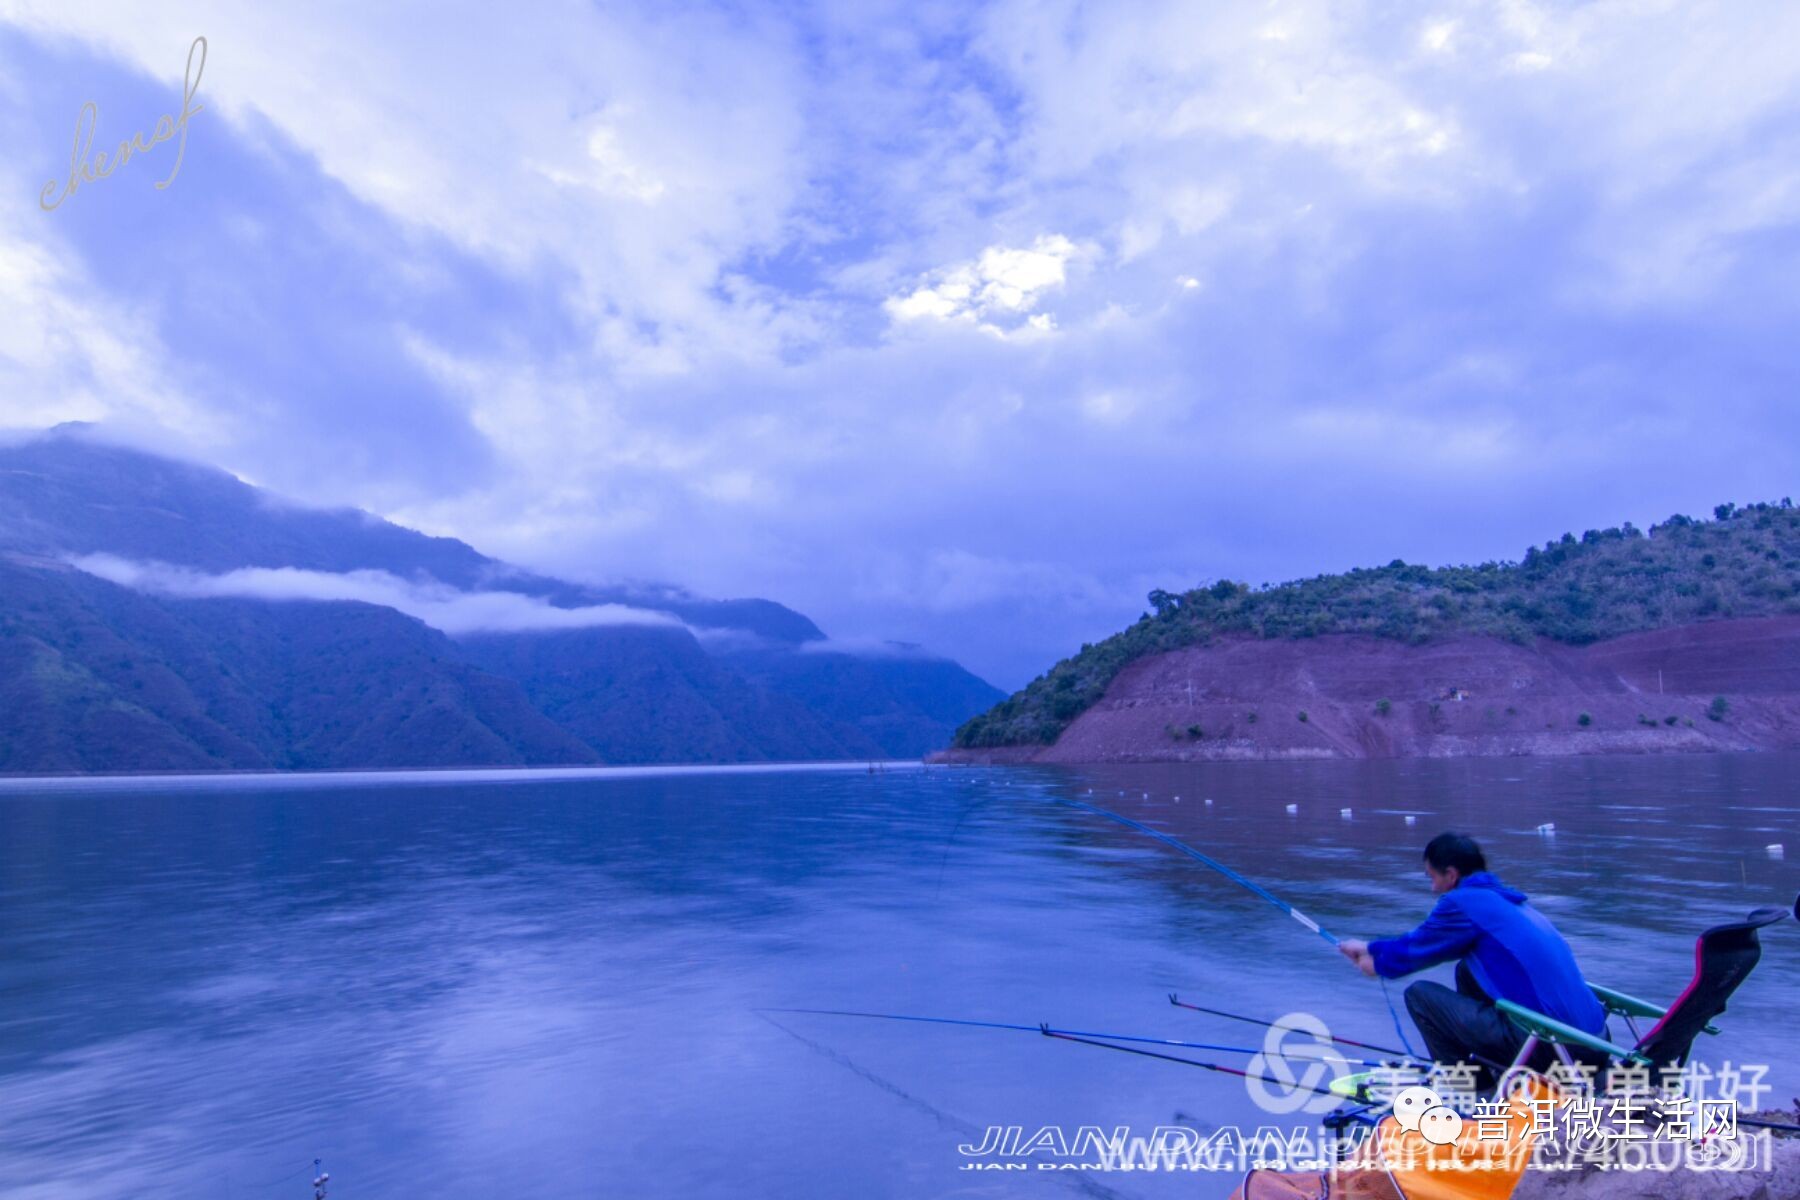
top-left (3, 2), bottom-right (1800, 691)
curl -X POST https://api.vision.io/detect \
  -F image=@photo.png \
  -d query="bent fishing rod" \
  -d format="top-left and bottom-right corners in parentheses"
top-left (940, 789), bottom-right (1337, 941)
top-left (1053, 794), bottom-right (1341, 945)
top-left (982, 789), bottom-right (1425, 1059)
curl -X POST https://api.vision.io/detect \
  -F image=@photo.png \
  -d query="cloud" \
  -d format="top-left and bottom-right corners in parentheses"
top-left (1421, 21), bottom-right (1457, 54)
top-left (7, 2), bottom-right (1800, 691)
top-left (795, 636), bottom-right (936, 659)
top-left (885, 234), bottom-right (1083, 334)
top-left (0, 179), bottom-right (206, 449)
top-left (67, 554), bottom-right (685, 636)
top-left (848, 547), bottom-right (1127, 616)
top-left (0, 1), bottom-right (812, 378)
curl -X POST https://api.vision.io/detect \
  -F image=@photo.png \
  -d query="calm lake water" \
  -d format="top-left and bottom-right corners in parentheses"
top-left (1, 755), bottom-right (1796, 1199)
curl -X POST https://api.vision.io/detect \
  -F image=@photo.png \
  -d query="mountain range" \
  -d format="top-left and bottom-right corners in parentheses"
top-left (0, 425), bottom-right (1002, 774)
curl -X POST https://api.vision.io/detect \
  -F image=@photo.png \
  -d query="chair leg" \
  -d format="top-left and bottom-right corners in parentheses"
top-left (1492, 1035), bottom-right (1540, 1098)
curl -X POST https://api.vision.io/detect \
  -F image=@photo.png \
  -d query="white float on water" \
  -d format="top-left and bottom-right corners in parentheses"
top-left (1770, 844), bottom-right (1786, 860)
top-left (1340, 808), bottom-right (1353, 819)
top-left (1204, 797), bottom-right (1214, 806)
top-left (1404, 815), bottom-right (1417, 826)
top-left (1286, 804), bottom-right (1299, 815)
top-left (1537, 823), bottom-right (1556, 834)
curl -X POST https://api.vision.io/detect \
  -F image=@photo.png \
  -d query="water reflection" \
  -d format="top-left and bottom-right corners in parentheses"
top-left (0, 755), bottom-right (1794, 1198)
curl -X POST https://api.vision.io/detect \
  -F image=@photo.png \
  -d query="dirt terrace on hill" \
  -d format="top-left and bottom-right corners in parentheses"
top-left (931, 617), bottom-right (1800, 763)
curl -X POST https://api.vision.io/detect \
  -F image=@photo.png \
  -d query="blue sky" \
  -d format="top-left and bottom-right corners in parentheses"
top-left (4, 2), bottom-right (1800, 690)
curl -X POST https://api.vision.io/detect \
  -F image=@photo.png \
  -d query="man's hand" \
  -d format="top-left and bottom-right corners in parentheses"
top-left (1337, 938), bottom-right (1378, 978)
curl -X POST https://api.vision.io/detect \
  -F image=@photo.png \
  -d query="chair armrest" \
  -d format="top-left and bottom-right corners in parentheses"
top-left (1588, 983), bottom-right (1720, 1036)
top-left (1588, 983), bottom-right (1665, 1020)
top-left (1496, 999), bottom-right (1644, 1063)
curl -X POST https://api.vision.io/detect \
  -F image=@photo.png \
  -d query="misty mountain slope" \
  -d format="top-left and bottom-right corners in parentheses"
top-left (0, 431), bottom-right (497, 585)
top-left (0, 559), bottom-right (598, 773)
top-left (176, 596), bottom-right (601, 770)
top-left (0, 559), bottom-right (269, 772)
top-left (0, 425), bottom-right (822, 644)
top-left (0, 425), bottom-right (1001, 771)
top-left (1, 575), bottom-right (241, 773)
top-left (718, 645), bottom-right (1008, 758)
top-left (457, 628), bottom-right (885, 764)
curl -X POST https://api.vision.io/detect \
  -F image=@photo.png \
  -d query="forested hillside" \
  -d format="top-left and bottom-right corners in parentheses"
top-left (955, 502), bottom-right (1800, 748)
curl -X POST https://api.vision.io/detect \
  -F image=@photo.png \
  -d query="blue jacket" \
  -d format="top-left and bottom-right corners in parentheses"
top-left (1369, 872), bottom-right (1606, 1035)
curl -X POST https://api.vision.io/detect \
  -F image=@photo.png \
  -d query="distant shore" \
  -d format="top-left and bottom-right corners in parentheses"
top-left (0, 758), bottom-right (930, 790)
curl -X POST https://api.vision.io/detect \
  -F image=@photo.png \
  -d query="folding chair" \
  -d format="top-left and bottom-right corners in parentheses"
top-left (1494, 903), bottom-right (1792, 1078)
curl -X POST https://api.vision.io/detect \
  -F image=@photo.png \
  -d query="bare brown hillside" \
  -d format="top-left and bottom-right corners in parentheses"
top-left (929, 616), bottom-right (1800, 763)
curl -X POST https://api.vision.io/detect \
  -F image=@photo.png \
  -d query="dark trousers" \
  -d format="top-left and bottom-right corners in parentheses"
top-left (1403, 961), bottom-right (1609, 1093)
top-left (1404, 962), bottom-right (1524, 1092)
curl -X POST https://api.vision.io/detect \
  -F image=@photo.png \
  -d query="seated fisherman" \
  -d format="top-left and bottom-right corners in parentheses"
top-left (1337, 832), bottom-right (1608, 1089)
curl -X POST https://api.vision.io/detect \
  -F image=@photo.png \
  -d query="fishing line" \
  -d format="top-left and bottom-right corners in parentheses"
top-left (1040, 1026), bottom-right (1348, 1101)
top-left (760, 1012), bottom-right (1133, 1200)
top-left (760, 1012), bottom-right (990, 1138)
top-left (931, 781), bottom-right (1422, 1060)
top-left (934, 784), bottom-right (1335, 940)
top-left (225, 1157), bottom-right (321, 1196)
top-left (760, 1007), bottom-right (1388, 1067)
top-left (1379, 978), bottom-right (1423, 1060)
top-left (1168, 994), bottom-right (1409, 1059)
top-left (1053, 794), bottom-right (1339, 944)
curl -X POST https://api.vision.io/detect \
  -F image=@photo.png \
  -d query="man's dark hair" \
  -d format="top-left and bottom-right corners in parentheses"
top-left (1423, 832), bottom-right (1487, 876)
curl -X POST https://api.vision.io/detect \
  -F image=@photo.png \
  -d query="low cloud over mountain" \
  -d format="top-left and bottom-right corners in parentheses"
top-left (0, 427), bottom-right (1003, 772)
top-left (68, 555), bottom-right (686, 636)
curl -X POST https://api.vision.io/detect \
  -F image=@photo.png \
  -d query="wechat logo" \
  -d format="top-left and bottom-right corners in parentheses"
top-left (1394, 1085), bottom-right (1464, 1146)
